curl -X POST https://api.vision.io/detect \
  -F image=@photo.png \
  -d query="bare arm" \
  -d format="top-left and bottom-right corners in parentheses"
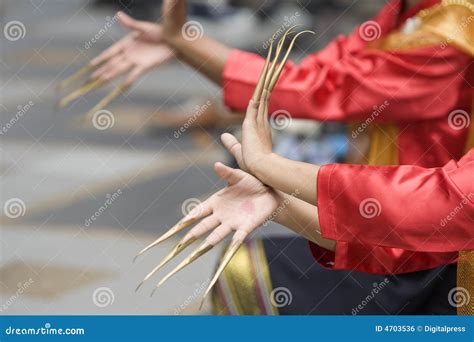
top-left (273, 191), bottom-right (336, 251)
top-left (256, 153), bottom-right (320, 207)
top-left (167, 34), bottom-right (230, 86)
top-left (162, 0), bottom-right (231, 85)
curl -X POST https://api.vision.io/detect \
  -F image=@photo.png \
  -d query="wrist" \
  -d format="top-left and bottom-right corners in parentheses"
top-left (271, 190), bottom-right (288, 225)
top-left (251, 152), bottom-right (278, 185)
top-left (164, 31), bottom-right (186, 49)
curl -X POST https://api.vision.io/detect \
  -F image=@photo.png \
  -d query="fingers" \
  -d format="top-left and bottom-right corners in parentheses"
top-left (133, 218), bottom-right (198, 263)
top-left (136, 214), bottom-right (218, 291)
top-left (251, 34), bottom-right (273, 102)
top-left (90, 55), bottom-right (129, 82)
top-left (135, 235), bottom-right (197, 292)
top-left (199, 231), bottom-right (246, 309)
top-left (220, 133), bottom-right (244, 169)
top-left (184, 215), bottom-right (220, 241)
top-left (133, 205), bottom-right (211, 263)
top-left (257, 90), bottom-right (270, 126)
top-left (151, 241), bottom-right (214, 296)
top-left (263, 27), bottom-right (294, 91)
top-left (245, 99), bottom-right (260, 122)
top-left (125, 65), bottom-right (145, 86)
top-left (56, 63), bottom-right (101, 91)
top-left (117, 11), bottom-right (150, 33)
top-left (214, 162), bottom-right (243, 185)
top-left (90, 32), bottom-right (136, 67)
top-left (58, 78), bottom-right (108, 109)
top-left (205, 224), bottom-right (232, 246)
top-left (269, 30), bottom-right (314, 92)
top-left (82, 82), bottom-right (130, 122)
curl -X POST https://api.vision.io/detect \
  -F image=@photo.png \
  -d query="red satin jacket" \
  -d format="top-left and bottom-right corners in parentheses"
top-left (222, 0), bottom-right (473, 274)
top-left (313, 149), bottom-right (474, 274)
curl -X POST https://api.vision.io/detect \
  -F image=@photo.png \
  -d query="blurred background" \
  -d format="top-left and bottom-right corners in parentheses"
top-left (0, 0), bottom-right (384, 315)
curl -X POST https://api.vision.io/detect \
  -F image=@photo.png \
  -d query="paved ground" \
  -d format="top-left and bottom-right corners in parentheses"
top-left (0, 0), bottom-right (380, 315)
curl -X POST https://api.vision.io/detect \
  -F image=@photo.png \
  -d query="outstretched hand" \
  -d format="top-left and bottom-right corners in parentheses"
top-left (89, 11), bottom-right (175, 85)
top-left (135, 162), bottom-right (281, 303)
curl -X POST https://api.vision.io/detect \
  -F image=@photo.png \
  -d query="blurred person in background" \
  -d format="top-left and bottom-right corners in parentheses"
top-left (81, 0), bottom-right (472, 314)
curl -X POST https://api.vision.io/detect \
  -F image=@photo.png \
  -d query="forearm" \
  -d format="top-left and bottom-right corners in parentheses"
top-left (166, 34), bottom-right (230, 86)
top-left (273, 191), bottom-right (335, 251)
top-left (255, 153), bottom-right (320, 206)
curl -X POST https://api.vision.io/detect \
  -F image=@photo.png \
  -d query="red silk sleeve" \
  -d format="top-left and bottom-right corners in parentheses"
top-left (309, 241), bottom-right (458, 275)
top-left (310, 149), bottom-right (474, 274)
top-left (223, 41), bottom-right (470, 122)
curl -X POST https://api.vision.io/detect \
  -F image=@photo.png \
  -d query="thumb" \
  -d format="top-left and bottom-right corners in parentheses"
top-left (221, 133), bottom-right (245, 171)
top-left (117, 11), bottom-right (149, 33)
top-left (214, 162), bottom-right (242, 185)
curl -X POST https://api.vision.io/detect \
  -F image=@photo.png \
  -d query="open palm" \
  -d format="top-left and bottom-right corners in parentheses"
top-left (134, 161), bottom-right (281, 299)
top-left (90, 11), bottom-right (175, 85)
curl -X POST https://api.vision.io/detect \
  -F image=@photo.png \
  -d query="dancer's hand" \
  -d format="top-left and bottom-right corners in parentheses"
top-left (135, 162), bottom-right (281, 299)
top-left (89, 11), bottom-right (175, 85)
top-left (240, 90), bottom-right (275, 174)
